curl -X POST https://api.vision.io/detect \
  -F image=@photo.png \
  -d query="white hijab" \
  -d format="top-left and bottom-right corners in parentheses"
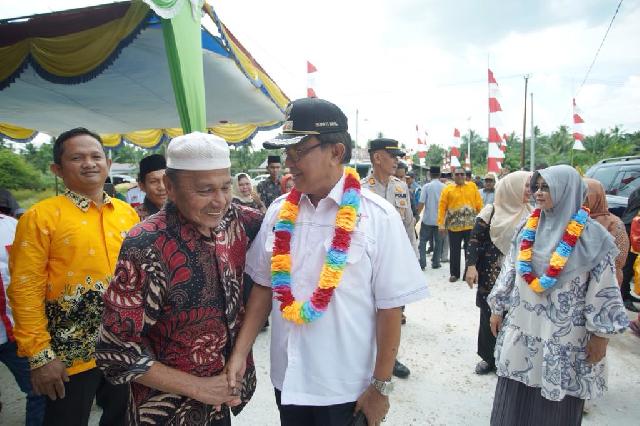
top-left (478, 171), bottom-right (532, 255)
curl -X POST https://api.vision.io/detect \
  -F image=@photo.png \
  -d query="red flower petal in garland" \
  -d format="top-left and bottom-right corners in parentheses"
top-left (287, 189), bottom-right (302, 204)
top-left (547, 266), bottom-right (561, 277)
top-left (521, 239), bottom-right (533, 250)
top-left (344, 175), bottom-right (360, 190)
top-left (332, 227), bottom-right (351, 251)
top-left (310, 287), bottom-right (334, 310)
top-left (273, 239), bottom-right (290, 255)
top-left (531, 209), bottom-right (541, 218)
top-left (275, 230), bottom-right (291, 243)
top-left (276, 291), bottom-right (295, 310)
top-left (563, 233), bottom-right (578, 246)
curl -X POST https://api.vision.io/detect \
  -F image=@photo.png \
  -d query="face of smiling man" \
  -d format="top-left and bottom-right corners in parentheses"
top-left (164, 169), bottom-right (233, 236)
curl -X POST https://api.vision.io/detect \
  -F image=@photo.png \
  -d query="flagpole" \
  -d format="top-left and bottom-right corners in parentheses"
top-left (521, 75), bottom-right (529, 170)
top-left (530, 92), bottom-right (535, 171)
top-left (355, 108), bottom-right (359, 149)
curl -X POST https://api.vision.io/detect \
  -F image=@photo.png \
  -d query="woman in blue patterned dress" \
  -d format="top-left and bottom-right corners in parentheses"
top-left (488, 165), bottom-right (629, 426)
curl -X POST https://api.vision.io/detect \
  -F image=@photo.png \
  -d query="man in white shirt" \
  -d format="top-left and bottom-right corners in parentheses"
top-left (226, 98), bottom-right (428, 425)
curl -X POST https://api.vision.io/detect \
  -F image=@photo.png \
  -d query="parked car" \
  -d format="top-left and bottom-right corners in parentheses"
top-left (585, 156), bottom-right (640, 217)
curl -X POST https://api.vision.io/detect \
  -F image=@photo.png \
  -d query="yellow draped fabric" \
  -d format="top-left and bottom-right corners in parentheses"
top-left (0, 2), bottom-right (149, 83)
top-left (100, 122), bottom-right (279, 148)
top-left (0, 122), bottom-right (38, 141)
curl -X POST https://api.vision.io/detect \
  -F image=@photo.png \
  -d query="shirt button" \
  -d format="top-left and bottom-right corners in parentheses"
top-left (88, 248), bottom-right (96, 256)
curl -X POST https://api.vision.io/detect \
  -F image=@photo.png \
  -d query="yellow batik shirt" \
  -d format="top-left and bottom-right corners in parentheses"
top-left (8, 189), bottom-right (139, 375)
top-left (437, 182), bottom-right (483, 232)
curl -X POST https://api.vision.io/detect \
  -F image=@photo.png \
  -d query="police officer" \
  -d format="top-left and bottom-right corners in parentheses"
top-left (363, 138), bottom-right (418, 380)
top-left (363, 138), bottom-right (418, 254)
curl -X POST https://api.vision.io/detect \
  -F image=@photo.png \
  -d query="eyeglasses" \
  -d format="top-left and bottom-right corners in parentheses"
top-left (284, 142), bottom-right (323, 163)
top-left (534, 183), bottom-right (550, 193)
top-left (454, 173), bottom-right (465, 176)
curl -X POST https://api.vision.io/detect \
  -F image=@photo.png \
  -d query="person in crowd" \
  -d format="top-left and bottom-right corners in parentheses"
top-left (134, 154), bottom-right (167, 220)
top-left (488, 165), bottom-right (629, 426)
top-left (632, 253), bottom-right (640, 337)
top-left (405, 171), bottom-right (421, 223)
top-left (474, 175), bottom-right (484, 190)
top-left (479, 173), bottom-right (496, 205)
top-left (280, 173), bottom-right (294, 194)
top-left (96, 132), bottom-right (264, 425)
top-left (364, 138), bottom-right (419, 364)
top-left (465, 169), bottom-right (473, 183)
top-left (584, 178), bottom-right (629, 286)
top-left (8, 127), bottom-right (139, 425)
top-left (225, 98), bottom-right (428, 426)
top-left (1, 210), bottom-right (46, 425)
top-left (438, 167), bottom-right (483, 282)
top-left (620, 186), bottom-right (640, 312)
top-left (0, 188), bottom-right (20, 217)
top-left (417, 166), bottom-right (446, 270)
top-left (464, 171), bottom-right (532, 375)
top-left (233, 172), bottom-right (266, 213)
top-left (257, 155), bottom-right (282, 208)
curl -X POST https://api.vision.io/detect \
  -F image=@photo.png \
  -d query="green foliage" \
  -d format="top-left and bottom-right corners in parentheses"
top-left (0, 148), bottom-right (45, 190)
top-left (109, 142), bottom-right (148, 164)
top-left (229, 145), bottom-right (278, 175)
top-left (422, 144), bottom-right (446, 167)
top-left (22, 141), bottom-right (54, 173)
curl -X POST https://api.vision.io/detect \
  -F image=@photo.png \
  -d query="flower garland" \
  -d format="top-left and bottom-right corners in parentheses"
top-left (517, 206), bottom-right (590, 293)
top-left (270, 167), bottom-right (361, 324)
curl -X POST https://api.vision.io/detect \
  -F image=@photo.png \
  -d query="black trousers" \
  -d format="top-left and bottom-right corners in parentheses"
top-left (275, 388), bottom-right (357, 426)
top-left (621, 251), bottom-right (638, 301)
top-left (43, 367), bottom-right (128, 426)
top-left (448, 230), bottom-right (470, 279)
top-left (477, 294), bottom-right (496, 369)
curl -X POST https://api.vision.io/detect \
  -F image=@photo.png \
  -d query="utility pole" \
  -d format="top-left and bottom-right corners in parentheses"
top-left (355, 108), bottom-right (359, 149)
top-left (521, 75), bottom-right (529, 170)
top-left (530, 92), bottom-right (535, 171)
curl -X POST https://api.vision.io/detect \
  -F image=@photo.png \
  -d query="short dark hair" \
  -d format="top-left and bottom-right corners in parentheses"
top-left (53, 127), bottom-right (103, 165)
top-left (317, 131), bottom-right (352, 164)
top-left (396, 161), bottom-right (408, 170)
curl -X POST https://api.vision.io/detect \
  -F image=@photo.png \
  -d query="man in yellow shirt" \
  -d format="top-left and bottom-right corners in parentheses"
top-left (438, 167), bottom-right (483, 282)
top-left (8, 128), bottom-right (139, 425)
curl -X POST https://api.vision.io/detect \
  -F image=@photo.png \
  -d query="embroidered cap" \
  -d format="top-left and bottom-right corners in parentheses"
top-left (264, 98), bottom-right (348, 148)
top-left (166, 132), bottom-right (230, 171)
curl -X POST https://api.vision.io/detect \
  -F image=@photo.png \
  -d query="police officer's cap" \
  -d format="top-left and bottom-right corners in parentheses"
top-left (368, 138), bottom-right (405, 157)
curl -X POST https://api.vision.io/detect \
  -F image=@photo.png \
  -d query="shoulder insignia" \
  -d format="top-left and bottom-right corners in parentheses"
top-left (395, 185), bottom-right (403, 193)
top-left (368, 177), bottom-right (376, 186)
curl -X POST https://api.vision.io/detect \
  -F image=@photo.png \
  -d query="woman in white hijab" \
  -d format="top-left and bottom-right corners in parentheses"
top-left (232, 173), bottom-right (266, 213)
top-left (465, 171), bottom-right (532, 375)
top-left (488, 165), bottom-right (629, 426)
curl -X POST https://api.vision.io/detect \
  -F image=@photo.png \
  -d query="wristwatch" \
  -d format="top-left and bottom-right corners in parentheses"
top-left (370, 377), bottom-right (394, 396)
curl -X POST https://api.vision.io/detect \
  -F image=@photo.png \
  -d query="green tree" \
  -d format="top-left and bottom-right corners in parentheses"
top-left (423, 144), bottom-right (446, 167)
top-left (0, 148), bottom-right (44, 190)
top-left (23, 141), bottom-right (54, 173)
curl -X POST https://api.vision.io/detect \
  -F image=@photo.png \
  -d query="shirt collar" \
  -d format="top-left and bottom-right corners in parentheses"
top-left (64, 189), bottom-right (112, 212)
top-left (300, 169), bottom-right (346, 207)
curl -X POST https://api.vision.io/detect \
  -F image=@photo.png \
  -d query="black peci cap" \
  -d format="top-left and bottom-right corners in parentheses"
top-left (138, 154), bottom-right (166, 182)
top-left (264, 98), bottom-right (348, 149)
top-left (267, 155), bottom-right (281, 164)
top-left (367, 138), bottom-right (405, 157)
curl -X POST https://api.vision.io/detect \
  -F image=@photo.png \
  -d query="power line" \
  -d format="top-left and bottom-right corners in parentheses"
top-left (575, 0), bottom-right (624, 97)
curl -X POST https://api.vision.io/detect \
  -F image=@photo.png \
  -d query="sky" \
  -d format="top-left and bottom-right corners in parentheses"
top-left (3, 0), bottom-right (639, 153)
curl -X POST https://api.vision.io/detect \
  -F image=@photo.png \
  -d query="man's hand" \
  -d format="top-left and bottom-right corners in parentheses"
top-left (224, 354), bottom-right (247, 397)
top-left (465, 265), bottom-right (478, 289)
top-left (354, 385), bottom-right (390, 426)
top-left (438, 228), bottom-right (447, 237)
top-left (190, 374), bottom-right (242, 410)
top-left (586, 335), bottom-right (609, 364)
top-left (490, 314), bottom-right (503, 337)
top-left (31, 358), bottom-right (69, 400)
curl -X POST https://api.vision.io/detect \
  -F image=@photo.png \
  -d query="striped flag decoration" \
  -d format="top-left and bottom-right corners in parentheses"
top-left (488, 69), bottom-right (505, 173)
top-left (307, 61), bottom-right (317, 98)
top-left (450, 128), bottom-right (461, 167)
top-left (572, 98), bottom-right (586, 151)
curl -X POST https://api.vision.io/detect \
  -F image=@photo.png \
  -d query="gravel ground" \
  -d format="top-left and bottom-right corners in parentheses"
top-left (1, 262), bottom-right (638, 425)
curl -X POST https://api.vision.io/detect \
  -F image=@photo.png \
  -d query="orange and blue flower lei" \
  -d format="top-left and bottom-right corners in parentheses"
top-left (270, 167), bottom-right (362, 324)
top-left (517, 206), bottom-right (589, 293)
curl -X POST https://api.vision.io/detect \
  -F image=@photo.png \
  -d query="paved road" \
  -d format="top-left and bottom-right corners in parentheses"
top-left (2, 263), bottom-right (639, 425)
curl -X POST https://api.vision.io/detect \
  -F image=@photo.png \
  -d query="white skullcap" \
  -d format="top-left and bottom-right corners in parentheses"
top-left (166, 132), bottom-right (230, 170)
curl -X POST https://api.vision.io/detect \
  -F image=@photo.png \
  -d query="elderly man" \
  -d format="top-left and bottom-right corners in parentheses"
top-left (479, 173), bottom-right (496, 205)
top-left (438, 167), bottom-right (483, 282)
top-left (226, 98), bottom-right (428, 426)
top-left (134, 154), bottom-right (167, 220)
top-left (95, 133), bottom-right (263, 425)
top-left (257, 155), bottom-right (282, 208)
top-left (8, 127), bottom-right (139, 425)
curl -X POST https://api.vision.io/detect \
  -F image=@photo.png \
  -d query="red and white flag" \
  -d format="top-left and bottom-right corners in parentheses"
top-left (416, 124), bottom-right (428, 153)
top-left (487, 69), bottom-right (505, 173)
top-left (307, 61), bottom-right (317, 98)
top-left (572, 98), bottom-right (586, 151)
top-left (450, 128), bottom-right (461, 167)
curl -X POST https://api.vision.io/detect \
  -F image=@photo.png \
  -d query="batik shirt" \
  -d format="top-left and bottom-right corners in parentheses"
top-left (437, 182), bottom-right (483, 232)
top-left (134, 196), bottom-right (161, 221)
top-left (257, 177), bottom-right (281, 208)
top-left (8, 190), bottom-right (139, 374)
top-left (488, 245), bottom-right (629, 401)
top-left (96, 202), bottom-right (263, 425)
